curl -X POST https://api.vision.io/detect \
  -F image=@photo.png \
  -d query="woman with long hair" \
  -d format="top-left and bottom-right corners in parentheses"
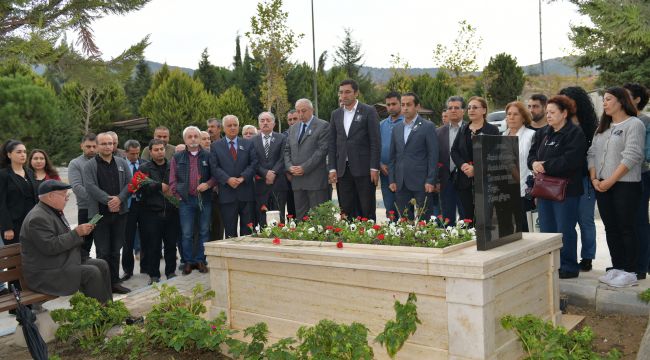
top-left (28, 149), bottom-right (61, 189)
top-left (451, 96), bottom-right (500, 222)
top-left (588, 87), bottom-right (646, 287)
top-left (503, 101), bottom-right (536, 231)
top-left (528, 95), bottom-right (586, 279)
top-left (0, 140), bottom-right (38, 244)
top-left (559, 86), bottom-right (599, 272)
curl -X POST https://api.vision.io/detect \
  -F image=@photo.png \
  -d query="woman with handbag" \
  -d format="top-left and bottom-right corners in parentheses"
top-left (559, 87), bottom-right (599, 272)
top-left (451, 96), bottom-right (499, 222)
top-left (503, 101), bottom-right (536, 232)
top-left (588, 87), bottom-right (646, 287)
top-left (527, 95), bottom-right (586, 279)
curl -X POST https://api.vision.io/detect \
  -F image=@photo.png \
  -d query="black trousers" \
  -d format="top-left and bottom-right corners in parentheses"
top-left (210, 191), bottom-right (224, 241)
top-left (123, 201), bottom-right (143, 275)
top-left (220, 200), bottom-right (253, 238)
top-left (80, 258), bottom-right (113, 304)
top-left (3, 218), bottom-right (24, 291)
top-left (94, 213), bottom-right (127, 284)
top-left (140, 209), bottom-right (179, 278)
top-left (395, 188), bottom-right (434, 221)
top-left (286, 181), bottom-right (296, 218)
top-left (337, 164), bottom-right (376, 220)
top-left (458, 188), bottom-right (474, 223)
top-left (77, 208), bottom-right (94, 258)
top-left (596, 181), bottom-right (642, 272)
top-left (256, 190), bottom-right (287, 226)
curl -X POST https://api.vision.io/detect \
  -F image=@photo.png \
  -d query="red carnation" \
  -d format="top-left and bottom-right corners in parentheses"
top-left (334, 227), bottom-right (342, 233)
top-left (372, 224), bottom-right (381, 231)
top-left (336, 241), bottom-right (343, 248)
top-left (247, 222), bottom-right (254, 228)
top-left (418, 220), bottom-right (426, 226)
top-left (287, 214), bottom-right (294, 219)
top-left (361, 217), bottom-right (368, 222)
top-left (325, 225), bottom-right (334, 230)
top-left (445, 218), bottom-right (450, 223)
top-left (303, 216), bottom-right (309, 221)
top-left (377, 234), bottom-right (385, 240)
top-left (272, 237), bottom-right (281, 245)
top-left (356, 216), bottom-right (362, 221)
top-left (359, 228), bottom-right (365, 234)
top-left (278, 223), bottom-right (285, 228)
top-left (464, 219), bottom-right (473, 223)
top-left (388, 210), bottom-right (395, 215)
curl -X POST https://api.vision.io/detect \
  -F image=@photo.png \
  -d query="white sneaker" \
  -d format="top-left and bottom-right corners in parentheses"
top-left (598, 269), bottom-right (622, 284)
top-left (607, 271), bottom-right (639, 288)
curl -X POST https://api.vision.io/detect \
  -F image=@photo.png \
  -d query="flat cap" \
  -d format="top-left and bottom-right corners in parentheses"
top-left (38, 180), bottom-right (72, 195)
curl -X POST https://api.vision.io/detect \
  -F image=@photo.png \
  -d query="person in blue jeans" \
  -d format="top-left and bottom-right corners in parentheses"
top-left (169, 126), bottom-right (215, 275)
top-left (379, 92), bottom-right (403, 220)
top-left (559, 86), bottom-right (599, 272)
top-left (528, 95), bottom-right (586, 279)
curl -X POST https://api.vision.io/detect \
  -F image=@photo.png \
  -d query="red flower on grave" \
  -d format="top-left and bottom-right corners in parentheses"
top-left (334, 227), bottom-right (342, 233)
top-left (372, 225), bottom-right (381, 231)
top-left (278, 223), bottom-right (285, 228)
top-left (336, 241), bottom-right (343, 248)
top-left (464, 219), bottom-right (473, 223)
top-left (377, 234), bottom-right (385, 241)
top-left (287, 214), bottom-right (294, 219)
top-left (359, 228), bottom-right (365, 234)
top-left (356, 216), bottom-right (362, 221)
top-left (272, 237), bottom-right (281, 245)
top-left (247, 222), bottom-right (254, 228)
top-left (325, 225), bottom-right (334, 231)
top-left (444, 218), bottom-right (450, 224)
top-left (302, 216), bottom-right (310, 221)
top-left (388, 210), bottom-right (395, 215)
top-left (255, 175), bottom-right (262, 180)
top-left (437, 215), bottom-right (443, 219)
top-left (361, 217), bottom-right (368, 222)
top-left (260, 204), bottom-right (268, 212)
top-left (418, 220), bottom-right (426, 226)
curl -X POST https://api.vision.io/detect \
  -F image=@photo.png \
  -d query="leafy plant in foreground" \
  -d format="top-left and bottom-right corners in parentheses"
top-left (501, 314), bottom-right (621, 360)
top-left (638, 288), bottom-right (650, 303)
top-left (375, 293), bottom-right (421, 358)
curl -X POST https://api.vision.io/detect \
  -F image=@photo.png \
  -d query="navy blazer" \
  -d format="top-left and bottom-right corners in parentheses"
top-left (210, 137), bottom-right (258, 203)
top-left (388, 116), bottom-right (439, 192)
top-left (328, 102), bottom-right (381, 177)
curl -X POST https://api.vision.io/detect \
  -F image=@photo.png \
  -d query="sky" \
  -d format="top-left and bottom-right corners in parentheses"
top-left (85, 0), bottom-right (588, 70)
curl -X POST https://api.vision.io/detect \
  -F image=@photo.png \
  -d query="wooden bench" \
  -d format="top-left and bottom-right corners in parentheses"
top-left (0, 243), bottom-right (57, 312)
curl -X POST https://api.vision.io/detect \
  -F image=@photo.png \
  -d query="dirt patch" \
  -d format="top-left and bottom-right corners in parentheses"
top-left (567, 305), bottom-right (648, 359)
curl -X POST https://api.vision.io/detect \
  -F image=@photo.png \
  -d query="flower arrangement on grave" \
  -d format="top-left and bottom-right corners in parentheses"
top-left (128, 170), bottom-right (179, 207)
top-left (248, 201), bottom-right (475, 248)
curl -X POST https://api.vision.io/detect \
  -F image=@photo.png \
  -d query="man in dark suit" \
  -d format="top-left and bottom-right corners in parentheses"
top-left (436, 96), bottom-right (466, 225)
top-left (121, 139), bottom-right (148, 281)
top-left (283, 110), bottom-right (299, 218)
top-left (253, 112), bottom-right (288, 225)
top-left (328, 79), bottom-right (381, 220)
top-left (285, 98), bottom-right (330, 220)
top-left (210, 115), bottom-right (258, 238)
top-left (388, 92), bottom-right (439, 220)
top-left (20, 180), bottom-right (112, 303)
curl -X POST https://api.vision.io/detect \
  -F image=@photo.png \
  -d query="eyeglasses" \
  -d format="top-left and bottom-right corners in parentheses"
top-left (467, 106), bottom-right (484, 110)
top-left (447, 106), bottom-right (462, 110)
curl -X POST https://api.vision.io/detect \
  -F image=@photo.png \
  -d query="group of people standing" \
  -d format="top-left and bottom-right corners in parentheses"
top-left (2, 79), bottom-right (649, 304)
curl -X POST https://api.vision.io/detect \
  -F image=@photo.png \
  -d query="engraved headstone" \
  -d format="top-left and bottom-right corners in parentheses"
top-left (473, 135), bottom-right (523, 250)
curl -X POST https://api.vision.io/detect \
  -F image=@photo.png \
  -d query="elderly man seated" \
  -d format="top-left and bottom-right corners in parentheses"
top-left (20, 180), bottom-right (112, 303)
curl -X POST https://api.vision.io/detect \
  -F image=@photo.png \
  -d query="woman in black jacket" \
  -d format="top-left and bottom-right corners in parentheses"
top-left (0, 140), bottom-right (38, 245)
top-left (451, 96), bottom-right (500, 222)
top-left (527, 95), bottom-right (586, 279)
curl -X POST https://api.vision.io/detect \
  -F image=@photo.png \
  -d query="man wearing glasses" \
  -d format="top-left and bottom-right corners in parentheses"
top-left (21, 180), bottom-right (112, 303)
top-left (83, 132), bottom-right (132, 294)
top-left (436, 96), bottom-right (467, 225)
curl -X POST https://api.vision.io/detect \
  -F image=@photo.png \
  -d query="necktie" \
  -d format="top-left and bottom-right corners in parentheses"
top-left (298, 123), bottom-right (306, 143)
top-left (264, 135), bottom-right (270, 158)
top-left (230, 141), bottom-right (237, 160)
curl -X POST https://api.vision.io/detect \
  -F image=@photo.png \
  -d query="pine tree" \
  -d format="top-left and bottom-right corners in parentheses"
top-left (124, 60), bottom-right (152, 116)
top-left (334, 28), bottom-right (363, 79)
top-left (215, 86), bottom-right (253, 126)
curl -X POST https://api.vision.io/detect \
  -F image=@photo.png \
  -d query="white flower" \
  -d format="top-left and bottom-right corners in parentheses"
top-left (282, 226), bottom-right (289, 232)
top-left (458, 219), bottom-right (465, 225)
top-left (368, 219), bottom-right (375, 224)
top-left (469, 228), bottom-right (476, 235)
top-left (269, 219), bottom-right (278, 227)
top-left (395, 228), bottom-right (403, 236)
top-left (367, 228), bottom-right (375, 236)
top-left (255, 225), bottom-right (260, 233)
top-left (389, 222), bottom-right (396, 229)
top-left (317, 225), bottom-right (323, 233)
top-left (440, 233), bottom-right (447, 238)
top-left (349, 223), bottom-right (357, 231)
top-left (446, 226), bottom-right (453, 232)
top-left (264, 227), bottom-right (272, 235)
top-left (307, 227), bottom-right (315, 234)
top-left (289, 221), bottom-right (297, 229)
top-left (407, 225), bottom-right (414, 231)
top-left (430, 215), bottom-right (436, 221)
top-left (451, 228), bottom-right (459, 237)
top-left (331, 206), bottom-right (337, 212)
top-left (415, 231), bottom-right (421, 238)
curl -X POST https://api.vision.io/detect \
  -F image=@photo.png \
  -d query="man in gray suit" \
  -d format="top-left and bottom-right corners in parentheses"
top-left (389, 92), bottom-right (439, 220)
top-left (253, 112), bottom-right (288, 225)
top-left (83, 132), bottom-right (132, 294)
top-left (328, 79), bottom-right (381, 220)
top-left (436, 96), bottom-right (466, 225)
top-left (20, 180), bottom-right (112, 303)
top-left (284, 98), bottom-right (330, 220)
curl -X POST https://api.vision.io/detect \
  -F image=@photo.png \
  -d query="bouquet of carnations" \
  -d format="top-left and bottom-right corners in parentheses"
top-left (128, 170), bottom-right (179, 208)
